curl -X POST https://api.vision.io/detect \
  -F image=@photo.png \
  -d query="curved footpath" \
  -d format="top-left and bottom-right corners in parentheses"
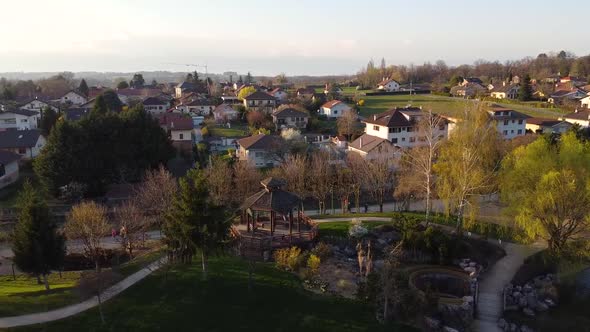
top-left (0, 257), bottom-right (167, 329)
top-left (1, 217), bottom-right (543, 330)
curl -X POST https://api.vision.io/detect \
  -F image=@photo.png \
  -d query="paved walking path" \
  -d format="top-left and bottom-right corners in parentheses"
top-left (473, 242), bottom-right (545, 332)
top-left (0, 257), bottom-right (167, 328)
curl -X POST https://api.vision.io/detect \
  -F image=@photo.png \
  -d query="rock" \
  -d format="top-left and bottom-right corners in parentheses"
top-left (424, 316), bottom-right (441, 330)
top-left (535, 301), bottom-right (549, 312)
top-left (518, 297), bottom-right (527, 307)
top-left (523, 284), bottom-right (533, 293)
top-left (469, 262), bottom-right (477, 267)
top-left (510, 323), bottom-right (518, 331)
top-left (515, 285), bottom-right (522, 292)
top-left (463, 295), bottom-right (474, 303)
top-left (512, 291), bottom-right (522, 298)
top-left (523, 307), bottom-right (535, 316)
top-left (464, 266), bottom-right (476, 274)
top-left (498, 318), bottom-right (507, 329)
top-left (545, 298), bottom-right (556, 307)
top-left (343, 247), bottom-right (355, 257)
top-left (526, 293), bottom-right (538, 308)
top-left (443, 327), bottom-right (459, 332)
top-left (460, 262), bottom-right (468, 269)
top-left (520, 325), bottom-right (534, 332)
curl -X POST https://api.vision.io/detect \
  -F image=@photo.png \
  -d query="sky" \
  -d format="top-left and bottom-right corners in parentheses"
top-left (1, 0), bottom-right (589, 76)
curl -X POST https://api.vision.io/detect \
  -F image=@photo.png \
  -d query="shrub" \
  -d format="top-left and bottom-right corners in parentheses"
top-left (307, 254), bottom-right (321, 278)
top-left (311, 242), bottom-right (332, 260)
top-left (200, 126), bottom-right (209, 137)
top-left (357, 99), bottom-right (365, 106)
top-left (274, 246), bottom-right (302, 271)
top-left (348, 219), bottom-right (368, 239)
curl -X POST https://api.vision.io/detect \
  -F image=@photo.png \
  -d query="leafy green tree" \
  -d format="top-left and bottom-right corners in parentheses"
top-left (78, 79), bottom-right (89, 97)
top-left (117, 81), bottom-right (129, 89)
top-left (40, 106), bottom-right (58, 136)
top-left (130, 73), bottom-right (145, 88)
top-left (518, 74), bottom-right (533, 101)
top-left (101, 90), bottom-right (123, 112)
top-left (92, 94), bottom-right (109, 115)
top-left (12, 181), bottom-right (65, 290)
top-left (435, 107), bottom-right (503, 232)
top-left (163, 169), bottom-right (231, 279)
top-left (500, 133), bottom-right (590, 253)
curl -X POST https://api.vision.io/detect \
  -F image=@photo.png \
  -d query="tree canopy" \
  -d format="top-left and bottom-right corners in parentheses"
top-left (237, 86), bottom-right (256, 101)
top-left (500, 133), bottom-right (590, 253)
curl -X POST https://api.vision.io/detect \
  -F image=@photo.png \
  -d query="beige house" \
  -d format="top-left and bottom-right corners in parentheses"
top-left (243, 91), bottom-right (277, 113)
top-left (526, 118), bottom-right (572, 134)
top-left (489, 83), bottom-right (520, 99)
top-left (60, 90), bottom-right (88, 106)
top-left (348, 134), bottom-right (397, 160)
top-left (236, 134), bottom-right (283, 168)
top-left (0, 130), bottom-right (46, 159)
top-left (562, 109), bottom-right (590, 128)
top-left (376, 78), bottom-right (400, 92)
top-left (272, 107), bottom-right (309, 129)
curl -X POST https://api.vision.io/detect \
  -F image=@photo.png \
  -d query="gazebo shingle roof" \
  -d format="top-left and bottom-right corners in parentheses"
top-left (240, 177), bottom-right (300, 214)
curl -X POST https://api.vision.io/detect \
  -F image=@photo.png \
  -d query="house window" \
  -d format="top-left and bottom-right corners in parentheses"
top-left (438, 124), bottom-right (445, 130)
top-left (18, 148), bottom-right (26, 154)
top-left (373, 125), bottom-right (380, 131)
top-left (255, 152), bottom-right (263, 157)
top-left (511, 130), bottom-right (514, 134)
top-left (21, 119), bottom-right (28, 123)
top-left (402, 137), bottom-right (406, 142)
top-left (407, 127), bottom-right (414, 132)
top-left (503, 130), bottom-right (508, 135)
top-left (179, 133), bottom-right (184, 140)
top-left (334, 110), bottom-right (338, 114)
top-left (518, 120), bottom-right (523, 125)
top-left (392, 138), bottom-right (398, 144)
top-left (409, 137), bottom-right (416, 143)
top-left (389, 127), bottom-right (402, 133)
top-left (517, 129), bottom-right (522, 135)
top-left (503, 120), bottom-right (509, 125)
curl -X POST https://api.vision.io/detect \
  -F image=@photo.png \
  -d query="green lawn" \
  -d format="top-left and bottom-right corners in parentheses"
top-left (207, 123), bottom-right (249, 137)
top-left (317, 220), bottom-right (394, 238)
top-left (10, 256), bottom-right (417, 332)
top-left (0, 249), bottom-right (164, 317)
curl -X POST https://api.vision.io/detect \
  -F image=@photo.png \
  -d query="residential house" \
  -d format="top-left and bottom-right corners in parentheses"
top-left (0, 109), bottom-right (40, 130)
top-left (158, 113), bottom-right (194, 153)
top-left (183, 99), bottom-right (216, 115)
top-left (489, 82), bottom-right (520, 99)
top-left (236, 134), bottom-right (282, 167)
top-left (560, 76), bottom-right (587, 86)
top-left (331, 135), bottom-right (348, 149)
top-left (461, 77), bottom-right (484, 86)
top-left (0, 151), bottom-right (21, 189)
top-left (0, 129), bottom-right (46, 159)
top-left (243, 91), bottom-right (277, 113)
top-left (296, 87), bottom-right (315, 100)
top-left (116, 88), bottom-right (164, 105)
top-left (348, 134), bottom-right (397, 160)
top-left (579, 94), bottom-right (590, 109)
top-left (269, 88), bottom-right (289, 102)
top-left (142, 96), bottom-right (170, 115)
top-left (213, 104), bottom-right (240, 123)
top-left (487, 108), bottom-right (528, 139)
top-left (60, 90), bottom-right (88, 106)
top-left (272, 107), bottom-right (309, 129)
top-left (324, 84), bottom-right (343, 95)
top-left (526, 118), bottom-right (572, 134)
top-left (19, 98), bottom-right (58, 113)
top-left (360, 106), bottom-right (449, 148)
top-left (451, 83), bottom-right (487, 98)
top-left (563, 109), bottom-right (590, 128)
top-left (548, 88), bottom-right (587, 104)
top-left (175, 81), bottom-right (207, 99)
top-left (376, 78), bottom-right (400, 92)
top-left (221, 95), bottom-right (241, 105)
top-left (63, 108), bottom-right (90, 121)
top-left (318, 100), bottom-right (351, 118)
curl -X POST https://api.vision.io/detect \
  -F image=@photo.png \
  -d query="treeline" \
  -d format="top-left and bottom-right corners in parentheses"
top-left (356, 51), bottom-right (590, 89)
top-left (34, 104), bottom-right (174, 196)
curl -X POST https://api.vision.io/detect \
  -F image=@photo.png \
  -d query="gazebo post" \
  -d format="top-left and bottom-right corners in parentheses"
top-left (270, 211), bottom-right (275, 235)
top-left (297, 209), bottom-right (301, 233)
top-left (245, 212), bottom-right (250, 232)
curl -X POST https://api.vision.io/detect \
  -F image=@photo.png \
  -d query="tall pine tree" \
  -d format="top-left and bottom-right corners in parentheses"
top-left (12, 181), bottom-right (65, 290)
top-left (518, 74), bottom-right (533, 101)
top-left (78, 79), bottom-right (89, 97)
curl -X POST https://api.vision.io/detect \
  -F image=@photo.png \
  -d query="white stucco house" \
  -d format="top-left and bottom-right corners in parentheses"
top-left (489, 83), bottom-right (520, 99)
top-left (358, 106), bottom-right (450, 149)
top-left (0, 151), bottom-right (21, 190)
top-left (236, 134), bottom-right (283, 168)
top-left (563, 109), bottom-right (590, 128)
top-left (19, 98), bottom-right (58, 113)
top-left (60, 90), bottom-right (88, 106)
top-left (0, 129), bottom-right (46, 159)
top-left (318, 100), bottom-right (351, 118)
top-left (142, 96), bottom-right (170, 115)
top-left (580, 94), bottom-right (590, 109)
top-left (269, 88), bottom-right (289, 101)
top-left (376, 78), bottom-right (400, 92)
top-left (213, 104), bottom-right (240, 123)
top-left (526, 118), bottom-right (572, 134)
top-left (0, 109), bottom-right (40, 130)
top-left (488, 108), bottom-right (528, 139)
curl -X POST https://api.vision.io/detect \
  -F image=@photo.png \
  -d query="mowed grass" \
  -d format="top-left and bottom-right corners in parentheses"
top-left (207, 123), bottom-right (248, 137)
top-left (10, 256), bottom-right (417, 332)
top-left (0, 249), bottom-right (164, 317)
top-left (0, 272), bottom-right (82, 317)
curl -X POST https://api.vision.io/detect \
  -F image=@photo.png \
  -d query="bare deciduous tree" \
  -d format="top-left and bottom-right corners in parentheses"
top-left (205, 157), bottom-right (233, 206)
top-left (337, 109), bottom-right (358, 141)
top-left (233, 161), bottom-right (262, 205)
top-left (308, 150), bottom-right (333, 215)
top-left (362, 154), bottom-right (394, 213)
top-left (279, 154), bottom-right (307, 211)
top-left (135, 166), bottom-right (177, 232)
top-left (115, 201), bottom-right (147, 258)
top-left (346, 154), bottom-right (366, 213)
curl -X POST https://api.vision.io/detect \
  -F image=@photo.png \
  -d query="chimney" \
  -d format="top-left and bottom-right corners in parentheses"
top-left (373, 115), bottom-right (377, 121)
top-left (170, 121), bottom-right (175, 129)
top-left (359, 137), bottom-right (362, 148)
top-left (503, 81), bottom-right (506, 87)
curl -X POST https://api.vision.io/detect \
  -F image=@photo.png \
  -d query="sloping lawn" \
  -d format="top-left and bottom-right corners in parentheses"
top-left (0, 249), bottom-right (164, 317)
top-left (207, 124), bottom-right (248, 137)
top-left (10, 256), bottom-right (417, 332)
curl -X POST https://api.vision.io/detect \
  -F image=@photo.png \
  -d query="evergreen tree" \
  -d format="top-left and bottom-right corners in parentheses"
top-left (130, 73), bottom-right (145, 88)
top-left (78, 79), bottom-right (89, 97)
top-left (101, 90), bottom-right (123, 112)
top-left (117, 81), bottom-right (129, 89)
top-left (518, 74), bottom-right (533, 101)
top-left (92, 94), bottom-right (108, 115)
top-left (237, 76), bottom-right (243, 85)
top-left (12, 181), bottom-right (65, 290)
top-left (245, 72), bottom-right (253, 84)
top-left (163, 169), bottom-right (231, 278)
top-left (40, 106), bottom-right (58, 136)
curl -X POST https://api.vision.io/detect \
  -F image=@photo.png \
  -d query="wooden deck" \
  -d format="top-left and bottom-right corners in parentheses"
top-left (232, 217), bottom-right (318, 260)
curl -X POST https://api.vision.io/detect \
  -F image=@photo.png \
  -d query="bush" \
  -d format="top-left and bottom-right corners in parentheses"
top-left (348, 219), bottom-right (368, 239)
top-left (311, 242), bottom-right (332, 260)
top-left (200, 126), bottom-right (209, 137)
top-left (274, 246), bottom-right (303, 271)
top-left (306, 254), bottom-right (321, 278)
